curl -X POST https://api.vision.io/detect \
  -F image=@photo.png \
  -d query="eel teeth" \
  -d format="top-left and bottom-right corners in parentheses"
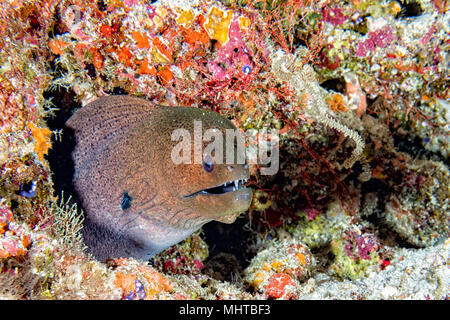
top-left (184, 178), bottom-right (249, 198)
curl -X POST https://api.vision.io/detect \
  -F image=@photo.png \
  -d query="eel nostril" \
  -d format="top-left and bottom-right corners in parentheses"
top-left (227, 165), bottom-right (233, 172)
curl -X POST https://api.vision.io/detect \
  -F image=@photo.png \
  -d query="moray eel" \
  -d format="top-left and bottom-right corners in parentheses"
top-left (67, 95), bottom-right (252, 261)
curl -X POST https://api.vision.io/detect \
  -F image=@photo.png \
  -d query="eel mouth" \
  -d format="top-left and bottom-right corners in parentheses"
top-left (183, 178), bottom-right (249, 199)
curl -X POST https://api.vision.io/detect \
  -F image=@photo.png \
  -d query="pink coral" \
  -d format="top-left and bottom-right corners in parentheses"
top-left (323, 7), bottom-right (348, 26)
top-left (356, 26), bottom-right (394, 57)
top-left (0, 203), bottom-right (31, 258)
top-left (163, 256), bottom-right (204, 275)
top-left (304, 208), bottom-right (321, 221)
top-left (207, 18), bottom-right (254, 82)
top-left (343, 229), bottom-right (379, 261)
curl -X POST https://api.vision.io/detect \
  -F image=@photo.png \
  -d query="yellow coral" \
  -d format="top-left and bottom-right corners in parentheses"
top-left (176, 9), bottom-right (195, 27)
top-left (250, 189), bottom-right (272, 211)
top-left (27, 122), bottom-right (52, 161)
top-left (238, 16), bottom-right (250, 30)
top-left (296, 253), bottom-right (306, 266)
top-left (270, 259), bottom-right (284, 271)
top-left (151, 37), bottom-right (173, 63)
top-left (252, 271), bottom-right (266, 289)
top-left (204, 6), bottom-right (233, 44)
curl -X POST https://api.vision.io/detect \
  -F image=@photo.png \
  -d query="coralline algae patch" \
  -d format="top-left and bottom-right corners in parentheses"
top-left (301, 239), bottom-right (450, 300)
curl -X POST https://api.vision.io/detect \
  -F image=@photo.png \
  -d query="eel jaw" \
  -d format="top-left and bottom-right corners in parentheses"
top-left (183, 178), bottom-right (249, 199)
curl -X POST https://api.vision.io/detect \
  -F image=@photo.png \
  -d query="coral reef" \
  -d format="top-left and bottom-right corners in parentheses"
top-left (0, 0), bottom-right (449, 300)
top-left (385, 159), bottom-right (449, 247)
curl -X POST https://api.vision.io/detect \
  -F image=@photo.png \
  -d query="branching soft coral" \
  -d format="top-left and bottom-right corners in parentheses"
top-left (270, 48), bottom-right (365, 169)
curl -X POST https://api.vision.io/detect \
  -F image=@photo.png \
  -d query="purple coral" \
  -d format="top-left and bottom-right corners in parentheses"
top-left (242, 65), bottom-right (252, 75)
top-left (356, 26), bottom-right (394, 57)
top-left (19, 180), bottom-right (37, 198)
top-left (124, 291), bottom-right (136, 300)
top-left (123, 279), bottom-right (147, 300)
top-left (344, 230), bottom-right (379, 261)
top-left (323, 7), bottom-right (348, 26)
top-left (135, 279), bottom-right (146, 299)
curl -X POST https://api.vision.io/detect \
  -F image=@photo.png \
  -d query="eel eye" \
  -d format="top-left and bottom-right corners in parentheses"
top-left (121, 192), bottom-right (132, 210)
top-left (203, 155), bottom-right (214, 173)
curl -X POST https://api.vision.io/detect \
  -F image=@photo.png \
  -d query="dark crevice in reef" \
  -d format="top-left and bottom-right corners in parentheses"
top-left (319, 77), bottom-right (346, 93)
top-left (44, 86), bottom-right (129, 202)
top-left (393, 132), bottom-right (449, 166)
top-left (44, 87), bottom-right (81, 206)
top-left (107, 86), bottom-right (128, 95)
top-left (310, 243), bottom-right (334, 274)
top-left (359, 173), bottom-right (420, 249)
top-left (396, 0), bottom-right (423, 19)
top-left (202, 252), bottom-right (242, 282)
top-left (202, 215), bottom-right (256, 280)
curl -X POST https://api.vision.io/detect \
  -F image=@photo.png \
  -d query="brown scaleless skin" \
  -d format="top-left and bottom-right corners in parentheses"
top-left (67, 96), bottom-right (252, 261)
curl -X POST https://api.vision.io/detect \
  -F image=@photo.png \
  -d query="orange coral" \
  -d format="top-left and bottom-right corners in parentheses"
top-left (159, 66), bottom-right (173, 84)
top-left (28, 122), bottom-right (52, 161)
top-left (116, 46), bottom-right (133, 66)
top-left (89, 47), bottom-right (104, 70)
top-left (151, 37), bottom-right (173, 63)
top-left (181, 26), bottom-right (209, 45)
top-left (264, 273), bottom-right (296, 299)
top-left (296, 252), bottom-right (306, 265)
top-left (327, 93), bottom-right (349, 112)
top-left (48, 39), bottom-right (68, 55)
top-left (114, 272), bottom-right (137, 295)
top-left (138, 57), bottom-right (156, 75)
top-left (113, 261), bottom-right (173, 299)
top-left (131, 31), bottom-right (150, 49)
top-left (100, 24), bottom-right (114, 37)
top-left (137, 265), bottom-right (173, 297)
